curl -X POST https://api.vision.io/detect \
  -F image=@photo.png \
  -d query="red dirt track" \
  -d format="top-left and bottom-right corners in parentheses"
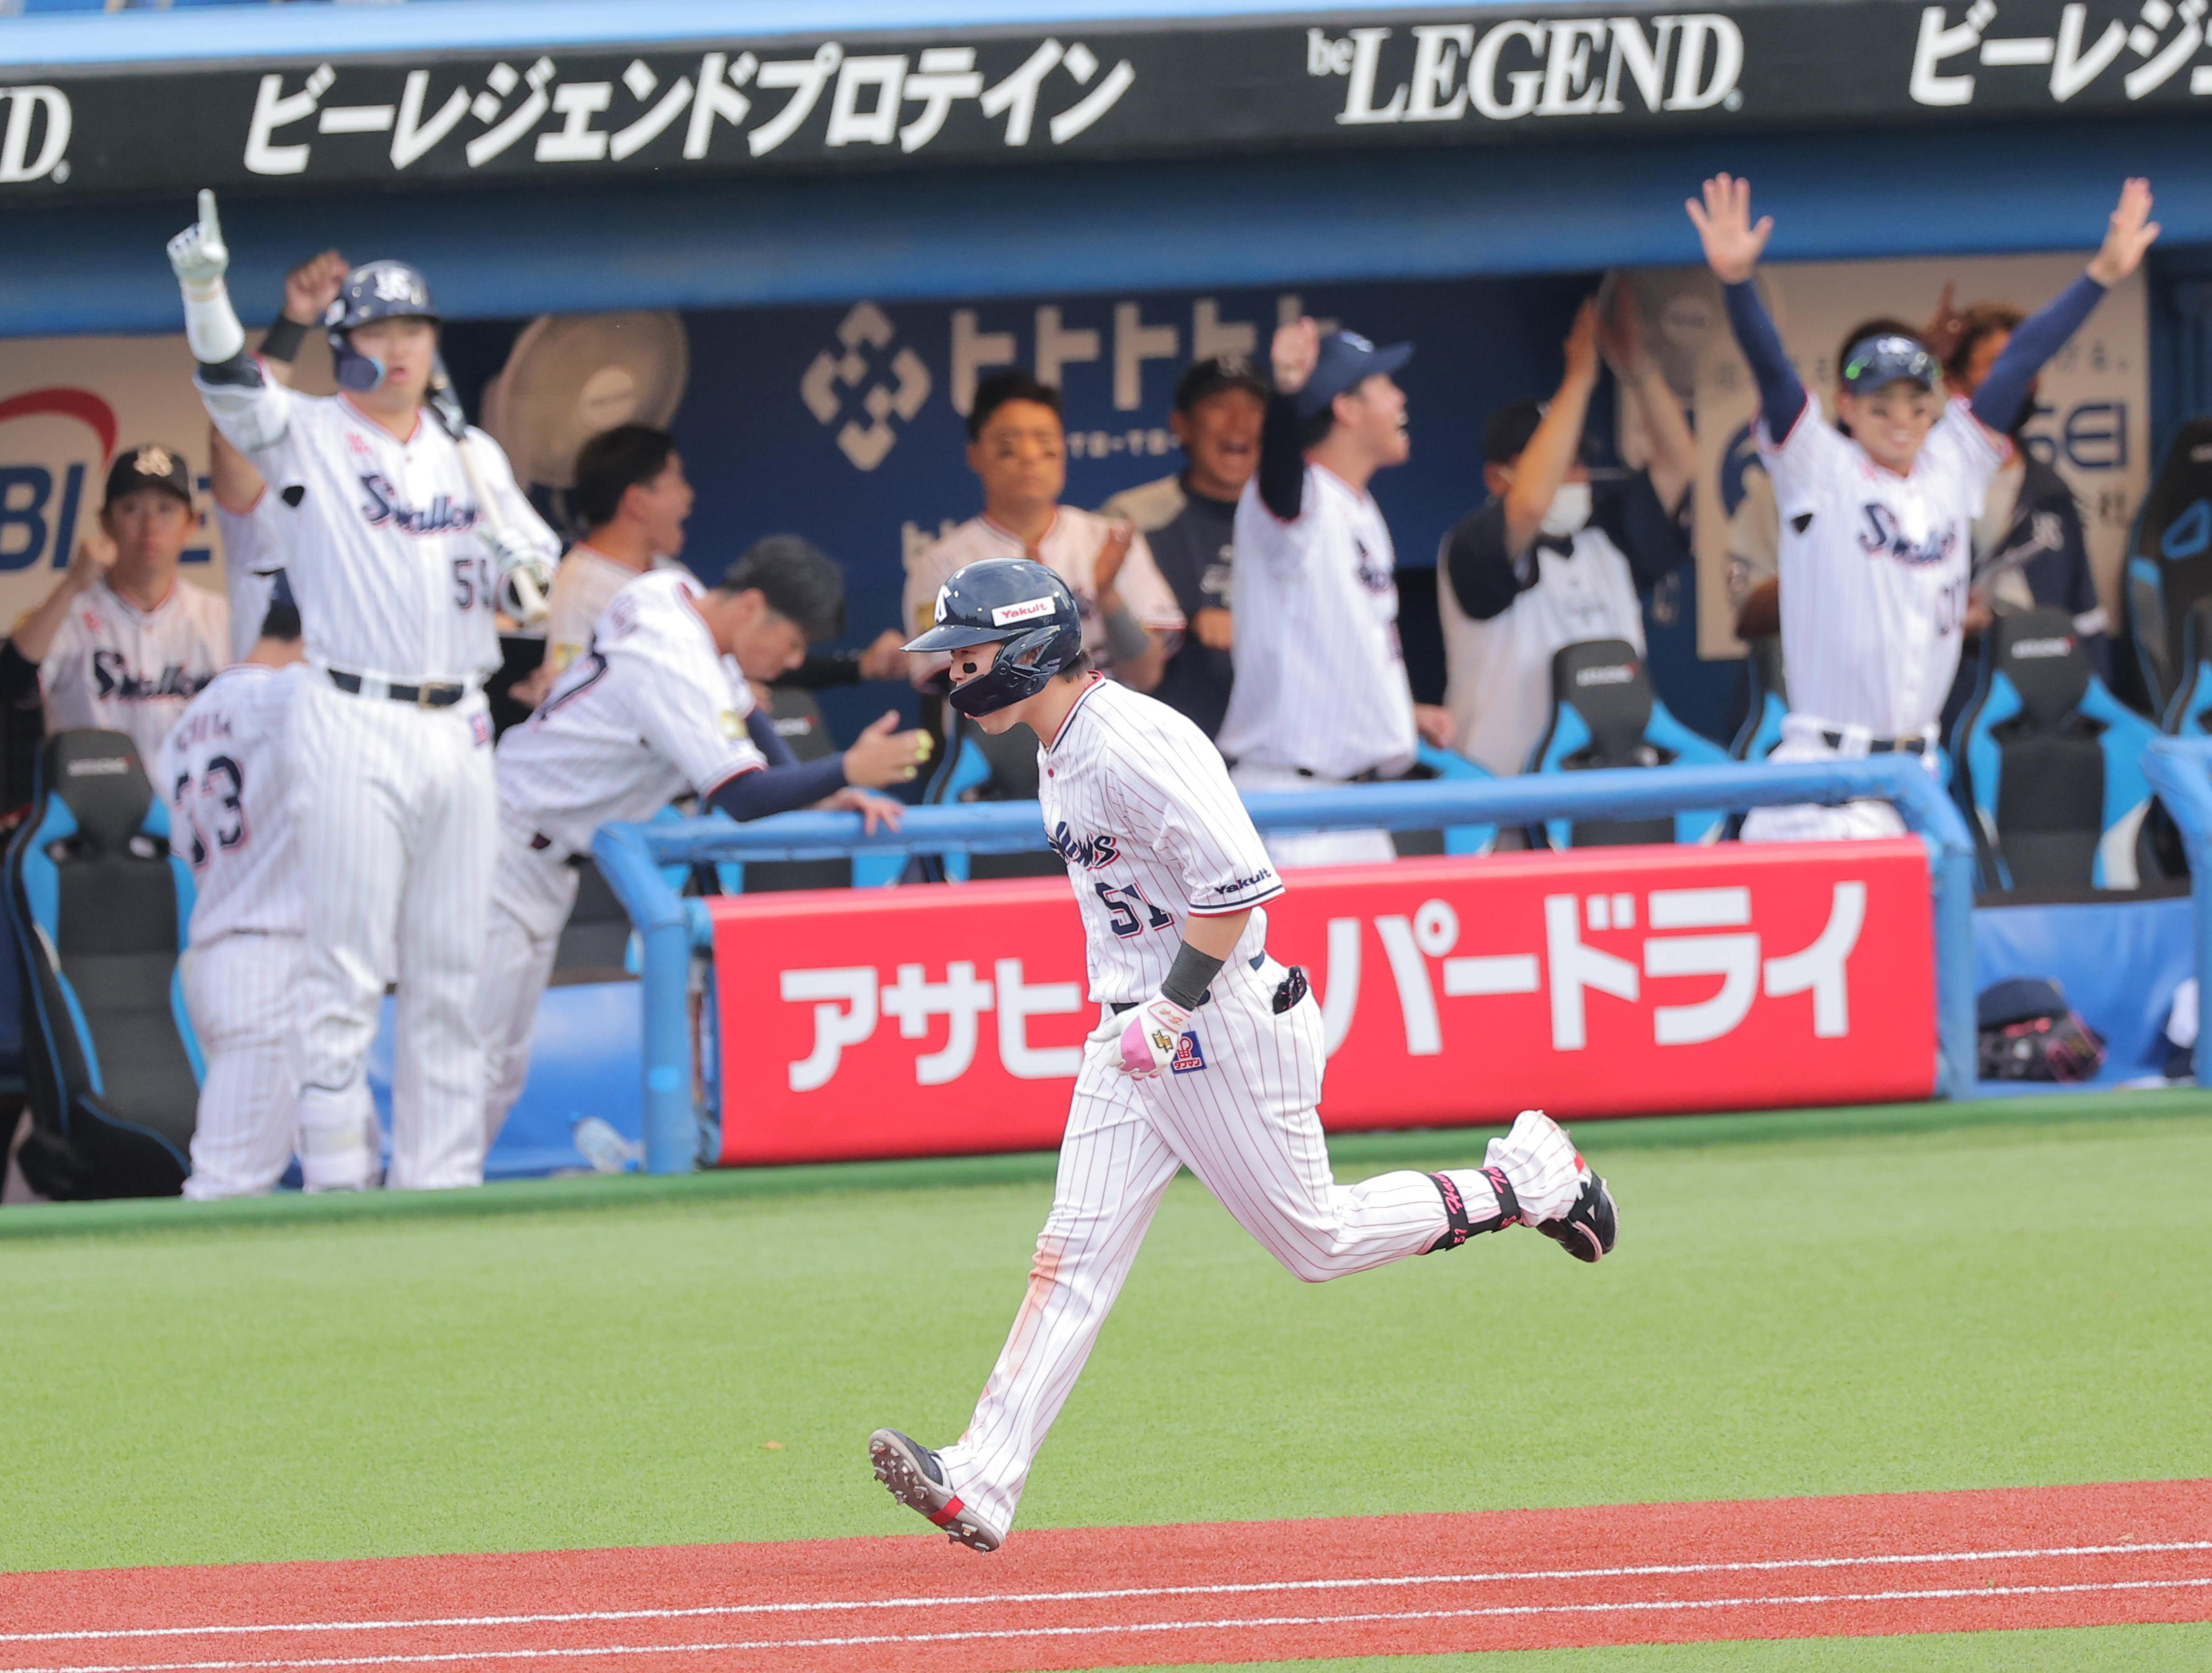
top-left (2, 1481), bottom-right (2207, 1671)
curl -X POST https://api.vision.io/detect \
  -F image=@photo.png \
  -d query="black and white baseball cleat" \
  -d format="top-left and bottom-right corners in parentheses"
top-left (1537, 1158), bottom-right (1617, 1263)
top-left (869, 1428), bottom-right (1005, 1553)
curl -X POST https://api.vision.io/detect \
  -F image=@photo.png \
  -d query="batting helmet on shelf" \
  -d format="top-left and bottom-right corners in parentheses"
top-left (324, 260), bottom-right (441, 394)
top-left (904, 557), bottom-right (1084, 718)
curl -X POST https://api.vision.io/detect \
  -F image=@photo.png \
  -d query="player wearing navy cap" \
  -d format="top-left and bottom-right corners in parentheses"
top-left (2, 442), bottom-right (228, 770)
top-left (869, 555), bottom-right (1615, 1553)
top-left (1216, 319), bottom-right (1453, 866)
top-left (1687, 173), bottom-right (2158, 841)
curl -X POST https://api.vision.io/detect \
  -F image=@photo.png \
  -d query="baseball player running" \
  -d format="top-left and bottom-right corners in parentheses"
top-left (169, 190), bottom-right (558, 1191)
top-left (1687, 173), bottom-right (2156, 840)
top-left (2, 444), bottom-right (228, 771)
top-left (156, 597), bottom-right (310, 1200)
top-left (481, 542), bottom-right (926, 1145)
top-left (870, 557), bottom-right (1615, 1553)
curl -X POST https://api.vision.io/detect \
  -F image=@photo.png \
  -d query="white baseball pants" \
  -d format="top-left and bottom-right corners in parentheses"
top-left (935, 956), bottom-right (1582, 1537)
top-left (477, 822), bottom-right (581, 1148)
top-left (1740, 721), bottom-right (1931, 844)
top-left (290, 680), bottom-right (495, 1191)
top-left (182, 931), bottom-right (305, 1201)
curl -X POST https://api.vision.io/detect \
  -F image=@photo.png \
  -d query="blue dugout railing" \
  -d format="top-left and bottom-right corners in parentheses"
top-left (594, 758), bottom-right (1979, 1174)
top-left (2141, 738), bottom-right (2212, 1087)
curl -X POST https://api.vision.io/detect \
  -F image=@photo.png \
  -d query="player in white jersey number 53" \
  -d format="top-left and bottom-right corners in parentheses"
top-left (170, 190), bottom-right (562, 1190)
top-left (867, 558), bottom-right (1617, 1553)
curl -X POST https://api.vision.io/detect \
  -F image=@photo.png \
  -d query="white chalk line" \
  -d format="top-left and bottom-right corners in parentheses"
top-left (6, 1541), bottom-right (2206, 1647)
top-left (3, 1574), bottom-right (2210, 1673)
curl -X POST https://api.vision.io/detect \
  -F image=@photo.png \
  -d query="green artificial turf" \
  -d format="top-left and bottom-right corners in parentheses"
top-left (1078, 1622), bottom-right (2212, 1669)
top-left (0, 1100), bottom-right (2208, 1575)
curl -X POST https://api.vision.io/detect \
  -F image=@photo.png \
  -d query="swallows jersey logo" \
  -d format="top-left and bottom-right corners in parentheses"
top-left (1856, 503), bottom-right (1956, 567)
top-left (358, 472), bottom-right (478, 536)
top-left (1048, 821), bottom-right (1119, 869)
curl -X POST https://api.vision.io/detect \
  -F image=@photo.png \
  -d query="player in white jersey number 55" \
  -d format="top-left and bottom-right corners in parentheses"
top-left (170, 190), bottom-right (562, 1191)
top-left (867, 558), bottom-right (1618, 1554)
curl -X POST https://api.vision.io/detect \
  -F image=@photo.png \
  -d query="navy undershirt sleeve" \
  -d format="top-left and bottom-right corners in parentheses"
top-left (1722, 281), bottom-right (1808, 441)
top-left (745, 708), bottom-right (798, 768)
top-left (1256, 392), bottom-right (1306, 521)
top-left (706, 754), bottom-right (847, 822)
top-left (1972, 273), bottom-right (2105, 434)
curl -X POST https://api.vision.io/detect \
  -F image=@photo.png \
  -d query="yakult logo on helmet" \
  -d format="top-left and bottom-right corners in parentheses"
top-left (991, 597), bottom-right (1058, 627)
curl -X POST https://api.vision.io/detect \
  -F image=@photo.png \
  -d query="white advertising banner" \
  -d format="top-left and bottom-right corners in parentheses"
top-left (1624, 255), bottom-right (2148, 661)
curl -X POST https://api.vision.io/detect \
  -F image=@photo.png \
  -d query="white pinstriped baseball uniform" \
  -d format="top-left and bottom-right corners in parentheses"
top-left (197, 374), bottom-right (560, 1190)
top-left (39, 577), bottom-right (228, 772)
top-left (480, 570), bottom-right (767, 1143)
top-left (1217, 465), bottom-right (1416, 867)
top-left (933, 676), bottom-right (1583, 1539)
top-left (537, 544), bottom-right (685, 682)
top-left (903, 509), bottom-right (1184, 681)
top-left (212, 491), bottom-right (291, 661)
top-left (155, 661), bottom-right (310, 1200)
top-left (1743, 393), bottom-right (2004, 843)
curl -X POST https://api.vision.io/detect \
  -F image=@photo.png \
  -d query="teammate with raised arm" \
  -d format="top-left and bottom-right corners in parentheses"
top-left (869, 557), bottom-right (1615, 1553)
top-left (1687, 173), bottom-right (2157, 841)
top-left (168, 190), bottom-right (558, 1191)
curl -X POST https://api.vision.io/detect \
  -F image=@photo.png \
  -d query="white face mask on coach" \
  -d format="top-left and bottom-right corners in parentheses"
top-left (1539, 480), bottom-right (1593, 539)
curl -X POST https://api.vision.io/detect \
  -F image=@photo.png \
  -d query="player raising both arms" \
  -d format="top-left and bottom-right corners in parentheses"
top-left (869, 557), bottom-right (1615, 1554)
top-left (169, 190), bottom-right (559, 1191)
top-left (1687, 173), bottom-right (2157, 841)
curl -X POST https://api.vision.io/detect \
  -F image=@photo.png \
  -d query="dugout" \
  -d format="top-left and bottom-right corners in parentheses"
top-left (6, 0), bottom-right (2212, 749)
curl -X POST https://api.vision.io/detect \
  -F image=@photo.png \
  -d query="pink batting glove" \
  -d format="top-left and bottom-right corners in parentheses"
top-left (1115, 997), bottom-right (1191, 1078)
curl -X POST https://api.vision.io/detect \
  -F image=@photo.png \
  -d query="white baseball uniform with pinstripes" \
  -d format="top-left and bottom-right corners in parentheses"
top-left (155, 661), bottom-right (309, 1201)
top-left (933, 677), bottom-right (1582, 1539)
top-left (197, 374), bottom-right (560, 1191)
top-left (479, 570), bottom-right (767, 1143)
top-left (39, 577), bottom-right (229, 773)
top-left (1217, 464), bottom-right (1417, 867)
top-left (212, 490), bottom-right (290, 661)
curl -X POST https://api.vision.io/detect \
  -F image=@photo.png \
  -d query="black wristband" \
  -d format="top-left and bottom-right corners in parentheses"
top-left (260, 315), bottom-right (309, 363)
top-left (1159, 940), bottom-right (1225, 1012)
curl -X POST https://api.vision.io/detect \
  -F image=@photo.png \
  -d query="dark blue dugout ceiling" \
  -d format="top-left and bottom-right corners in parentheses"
top-left (3, 117), bottom-right (2208, 340)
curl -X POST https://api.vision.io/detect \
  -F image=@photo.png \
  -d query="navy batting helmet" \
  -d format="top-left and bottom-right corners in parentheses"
top-left (904, 557), bottom-right (1083, 717)
top-left (324, 260), bottom-right (440, 393)
top-left (1840, 333), bottom-right (1939, 395)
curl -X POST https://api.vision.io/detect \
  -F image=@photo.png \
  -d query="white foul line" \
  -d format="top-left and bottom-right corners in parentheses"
top-left (4, 1540), bottom-right (2207, 1648)
top-left (2, 1574), bottom-right (2208, 1673)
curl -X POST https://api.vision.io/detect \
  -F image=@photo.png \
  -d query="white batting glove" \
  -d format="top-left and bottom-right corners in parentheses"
top-left (1113, 995), bottom-right (1192, 1079)
top-left (484, 530), bottom-right (553, 623)
top-left (167, 188), bottom-right (230, 295)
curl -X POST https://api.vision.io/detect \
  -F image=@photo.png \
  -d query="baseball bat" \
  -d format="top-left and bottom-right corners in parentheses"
top-left (430, 359), bottom-right (549, 626)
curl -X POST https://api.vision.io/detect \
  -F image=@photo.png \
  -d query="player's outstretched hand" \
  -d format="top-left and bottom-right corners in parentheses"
top-left (167, 188), bottom-right (230, 290)
top-left (1685, 173), bottom-right (1771, 286)
top-left (1598, 275), bottom-right (1649, 378)
top-left (1270, 316), bottom-right (1321, 397)
top-left (857, 627), bottom-right (909, 683)
top-left (1562, 297), bottom-right (1602, 391)
top-left (819, 786), bottom-right (905, 834)
top-left (2088, 178), bottom-right (2159, 286)
top-left (284, 250), bottom-right (349, 325)
top-left (64, 529), bottom-right (117, 594)
top-left (1414, 703), bottom-right (1456, 751)
top-left (842, 710), bottom-right (934, 788)
top-left (1093, 518), bottom-right (1134, 596)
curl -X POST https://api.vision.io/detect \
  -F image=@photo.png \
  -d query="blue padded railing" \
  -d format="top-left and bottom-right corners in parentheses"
top-left (2141, 738), bottom-right (2212, 1086)
top-left (595, 758), bottom-right (1979, 1173)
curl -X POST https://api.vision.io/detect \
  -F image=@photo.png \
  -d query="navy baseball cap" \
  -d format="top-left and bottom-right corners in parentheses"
top-left (1841, 333), bottom-right (1940, 394)
top-left (1295, 329), bottom-right (1413, 419)
top-left (1174, 353), bottom-right (1270, 412)
top-left (102, 443), bottom-right (192, 509)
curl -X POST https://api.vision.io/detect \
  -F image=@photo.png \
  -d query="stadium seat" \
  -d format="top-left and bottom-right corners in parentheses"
top-left (2120, 414), bottom-right (2212, 715)
top-left (3, 731), bottom-right (201, 1199)
top-left (1953, 608), bottom-right (2165, 893)
top-left (1527, 639), bottom-right (1728, 849)
top-left (2161, 597), bottom-right (2212, 736)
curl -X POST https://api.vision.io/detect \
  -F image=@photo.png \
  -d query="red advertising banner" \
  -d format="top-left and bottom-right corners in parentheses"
top-left (708, 841), bottom-right (1936, 1166)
